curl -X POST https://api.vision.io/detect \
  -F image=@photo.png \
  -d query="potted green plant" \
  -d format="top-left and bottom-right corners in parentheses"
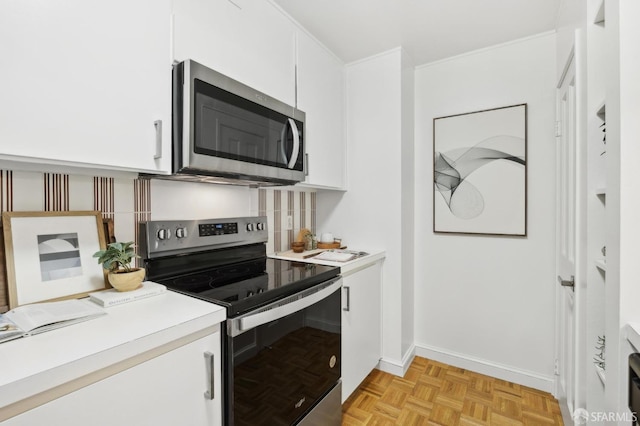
top-left (93, 241), bottom-right (144, 292)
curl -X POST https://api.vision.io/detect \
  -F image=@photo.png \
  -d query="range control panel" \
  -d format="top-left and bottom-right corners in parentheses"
top-left (139, 216), bottom-right (268, 258)
top-left (199, 222), bottom-right (238, 237)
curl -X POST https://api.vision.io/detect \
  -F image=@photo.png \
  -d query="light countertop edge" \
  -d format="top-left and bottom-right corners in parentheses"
top-left (0, 291), bottom-right (226, 411)
top-left (269, 249), bottom-right (386, 276)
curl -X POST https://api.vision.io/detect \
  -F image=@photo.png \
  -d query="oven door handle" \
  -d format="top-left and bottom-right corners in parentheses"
top-left (229, 278), bottom-right (342, 336)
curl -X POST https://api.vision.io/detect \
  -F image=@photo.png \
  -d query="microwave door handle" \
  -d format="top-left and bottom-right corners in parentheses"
top-left (287, 118), bottom-right (300, 169)
top-left (280, 121), bottom-right (289, 165)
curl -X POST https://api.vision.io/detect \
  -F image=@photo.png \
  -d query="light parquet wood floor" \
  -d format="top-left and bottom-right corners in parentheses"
top-left (342, 356), bottom-right (563, 426)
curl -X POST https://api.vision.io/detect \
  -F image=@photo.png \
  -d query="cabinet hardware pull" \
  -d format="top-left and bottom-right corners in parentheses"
top-left (343, 286), bottom-right (350, 311)
top-left (204, 351), bottom-right (215, 400)
top-left (154, 120), bottom-right (162, 159)
top-left (305, 153), bottom-right (310, 177)
top-left (557, 275), bottom-right (575, 291)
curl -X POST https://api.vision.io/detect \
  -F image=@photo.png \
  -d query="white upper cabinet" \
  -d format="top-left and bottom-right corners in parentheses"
top-left (0, 0), bottom-right (344, 184)
top-left (0, 0), bottom-right (172, 174)
top-left (172, 0), bottom-right (296, 106)
top-left (173, 2), bottom-right (345, 189)
top-left (296, 29), bottom-right (346, 190)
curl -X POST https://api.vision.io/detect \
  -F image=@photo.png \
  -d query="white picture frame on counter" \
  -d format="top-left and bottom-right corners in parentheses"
top-left (2, 211), bottom-right (108, 309)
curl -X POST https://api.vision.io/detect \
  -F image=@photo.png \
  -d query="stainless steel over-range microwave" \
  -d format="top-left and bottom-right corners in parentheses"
top-left (171, 59), bottom-right (306, 186)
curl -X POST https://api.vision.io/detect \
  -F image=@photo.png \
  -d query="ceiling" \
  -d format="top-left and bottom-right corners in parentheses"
top-left (271, 0), bottom-right (562, 66)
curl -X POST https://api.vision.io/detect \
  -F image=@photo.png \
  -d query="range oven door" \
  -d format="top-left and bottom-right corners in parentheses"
top-left (225, 277), bottom-right (342, 426)
top-left (174, 59), bottom-right (306, 185)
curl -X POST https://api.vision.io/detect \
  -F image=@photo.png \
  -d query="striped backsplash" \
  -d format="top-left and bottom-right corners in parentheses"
top-left (0, 171), bottom-right (12, 213)
top-left (0, 169), bottom-right (316, 312)
top-left (93, 177), bottom-right (115, 219)
top-left (259, 189), bottom-right (317, 253)
top-left (43, 173), bottom-right (70, 211)
top-left (0, 169), bottom-right (315, 255)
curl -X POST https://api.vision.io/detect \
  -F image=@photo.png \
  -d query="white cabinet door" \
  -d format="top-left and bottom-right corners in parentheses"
top-left (172, 0), bottom-right (296, 106)
top-left (296, 30), bottom-right (346, 189)
top-left (341, 261), bottom-right (382, 402)
top-left (4, 331), bottom-right (222, 426)
top-left (0, 0), bottom-right (172, 174)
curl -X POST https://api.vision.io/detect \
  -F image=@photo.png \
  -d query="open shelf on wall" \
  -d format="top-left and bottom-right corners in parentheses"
top-left (595, 188), bottom-right (606, 198)
top-left (594, 0), bottom-right (605, 26)
top-left (595, 364), bottom-right (606, 385)
top-left (595, 259), bottom-right (607, 272)
top-left (597, 102), bottom-right (606, 120)
top-left (596, 103), bottom-right (606, 160)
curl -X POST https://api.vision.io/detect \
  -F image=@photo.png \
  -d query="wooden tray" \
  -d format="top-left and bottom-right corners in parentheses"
top-left (279, 249), bottom-right (325, 259)
top-left (277, 246), bottom-right (348, 260)
top-left (317, 242), bottom-right (340, 249)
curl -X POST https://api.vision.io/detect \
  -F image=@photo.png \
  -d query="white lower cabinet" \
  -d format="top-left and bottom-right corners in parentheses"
top-left (4, 329), bottom-right (222, 426)
top-left (341, 261), bottom-right (382, 402)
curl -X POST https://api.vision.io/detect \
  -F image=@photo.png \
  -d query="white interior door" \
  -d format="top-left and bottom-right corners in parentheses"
top-left (555, 51), bottom-right (580, 419)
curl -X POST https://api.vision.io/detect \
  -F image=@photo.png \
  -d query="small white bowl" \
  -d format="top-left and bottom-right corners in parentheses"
top-left (320, 233), bottom-right (334, 243)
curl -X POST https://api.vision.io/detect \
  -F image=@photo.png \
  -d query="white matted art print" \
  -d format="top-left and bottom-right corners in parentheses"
top-left (433, 104), bottom-right (527, 236)
top-left (2, 211), bottom-right (107, 308)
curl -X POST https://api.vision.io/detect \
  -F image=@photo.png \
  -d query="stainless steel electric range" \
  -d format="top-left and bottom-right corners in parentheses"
top-left (139, 216), bottom-right (342, 426)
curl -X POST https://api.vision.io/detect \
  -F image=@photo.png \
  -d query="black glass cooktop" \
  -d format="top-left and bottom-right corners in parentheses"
top-left (153, 257), bottom-right (340, 317)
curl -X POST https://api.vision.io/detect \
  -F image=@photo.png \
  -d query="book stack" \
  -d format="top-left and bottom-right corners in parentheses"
top-left (313, 250), bottom-right (356, 262)
top-left (0, 299), bottom-right (106, 343)
top-left (89, 281), bottom-right (167, 307)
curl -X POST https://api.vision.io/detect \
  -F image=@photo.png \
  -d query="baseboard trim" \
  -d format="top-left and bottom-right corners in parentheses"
top-left (556, 395), bottom-right (573, 425)
top-left (378, 345), bottom-right (416, 377)
top-left (414, 343), bottom-right (555, 393)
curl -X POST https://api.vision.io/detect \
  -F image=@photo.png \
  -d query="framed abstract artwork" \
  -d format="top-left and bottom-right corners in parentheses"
top-left (2, 211), bottom-right (108, 308)
top-left (433, 104), bottom-right (527, 236)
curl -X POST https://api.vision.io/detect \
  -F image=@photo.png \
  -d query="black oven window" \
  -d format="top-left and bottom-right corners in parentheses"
top-left (232, 289), bottom-right (340, 425)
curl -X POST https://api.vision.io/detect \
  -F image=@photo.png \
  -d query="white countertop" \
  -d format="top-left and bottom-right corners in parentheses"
top-left (0, 291), bottom-right (226, 412)
top-left (269, 248), bottom-right (385, 276)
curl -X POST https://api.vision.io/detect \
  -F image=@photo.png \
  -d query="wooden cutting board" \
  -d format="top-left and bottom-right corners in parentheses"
top-left (276, 247), bottom-right (348, 260)
top-left (277, 249), bottom-right (325, 259)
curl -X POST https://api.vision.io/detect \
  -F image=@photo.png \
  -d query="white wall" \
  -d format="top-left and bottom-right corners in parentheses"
top-left (556, 0), bottom-right (586, 79)
top-left (413, 32), bottom-right (558, 391)
top-left (401, 51), bottom-right (415, 359)
top-left (317, 48), bottom-right (412, 370)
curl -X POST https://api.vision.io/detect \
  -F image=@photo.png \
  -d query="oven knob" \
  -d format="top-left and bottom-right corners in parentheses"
top-left (157, 228), bottom-right (170, 240)
top-left (257, 287), bottom-right (264, 294)
top-left (246, 290), bottom-right (254, 297)
top-left (256, 222), bottom-right (265, 231)
top-left (246, 223), bottom-right (254, 232)
top-left (176, 227), bottom-right (188, 239)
